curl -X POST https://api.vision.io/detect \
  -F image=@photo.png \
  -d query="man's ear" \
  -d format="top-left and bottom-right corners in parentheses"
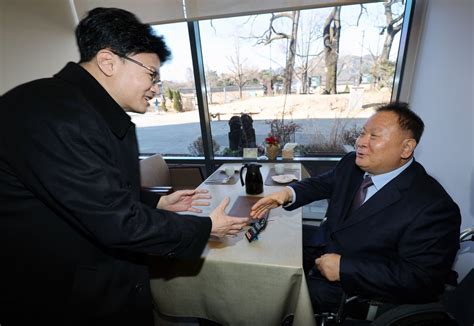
top-left (401, 138), bottom-right (417, 159)
top-left (95, 50), bottom-right (116, 77)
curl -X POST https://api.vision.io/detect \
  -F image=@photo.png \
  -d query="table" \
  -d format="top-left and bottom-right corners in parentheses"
top-left (149, 163), bottom-right (315, 326)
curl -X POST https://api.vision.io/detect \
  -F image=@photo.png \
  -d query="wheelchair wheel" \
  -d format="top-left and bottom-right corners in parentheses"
top-left (370, 302), bottom-right (457, 326)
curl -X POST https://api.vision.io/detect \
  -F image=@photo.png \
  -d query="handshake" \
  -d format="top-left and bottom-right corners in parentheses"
top-left (209, 187), bottom-right (293, 238)
top-left (158, 186), bottom-right (293, 238)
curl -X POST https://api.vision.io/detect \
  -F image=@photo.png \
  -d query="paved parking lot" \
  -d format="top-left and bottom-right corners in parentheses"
top-left (135, 118), bottom-right (366, 155)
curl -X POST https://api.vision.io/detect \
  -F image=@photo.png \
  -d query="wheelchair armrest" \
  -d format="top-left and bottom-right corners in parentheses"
top-left (460, 227), bottom-right (474, 242)
top-left (337, 294), bottom-right (381, 322)
top-left (316, 293), bottom-right (390, 325)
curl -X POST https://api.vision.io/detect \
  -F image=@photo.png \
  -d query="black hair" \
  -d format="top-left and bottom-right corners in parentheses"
top-left (376, 102), bottom-right (425, 143)
top-left (75, 7), bottom-right (171, 64)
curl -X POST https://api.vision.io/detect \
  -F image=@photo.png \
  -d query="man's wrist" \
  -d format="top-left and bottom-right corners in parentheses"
top-left (283, 186), bottom-right (296, 206)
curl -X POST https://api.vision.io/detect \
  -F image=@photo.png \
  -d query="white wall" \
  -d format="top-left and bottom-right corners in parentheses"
top-left (409, 0), bottom-right (473, 280)
top-left (0, 1), bottom-right (5, 92)
top-left (0, 0), bottom-right (78, 94)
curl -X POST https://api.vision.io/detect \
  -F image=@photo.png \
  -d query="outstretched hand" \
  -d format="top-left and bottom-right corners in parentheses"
top-left (157, 188), bottom-right (211, 213)
top-left (210, 197), bottom-right (250, 238)
top-left (250, 188), bottom-right (293, 219)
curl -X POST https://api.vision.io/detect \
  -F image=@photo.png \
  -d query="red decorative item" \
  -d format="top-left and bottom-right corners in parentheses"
top-left (265, 135), bottom-right (280, 160)
top-left (265, 136), bottom-right (279, 146)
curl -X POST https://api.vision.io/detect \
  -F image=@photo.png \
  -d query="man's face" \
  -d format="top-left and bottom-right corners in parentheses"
top-left (355, 111), bottom-right (415, 175)
top-left (115, 52), bottom-right (161, 114)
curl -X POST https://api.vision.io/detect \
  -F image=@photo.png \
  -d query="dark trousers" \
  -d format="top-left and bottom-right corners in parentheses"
top-left (303, 224), bottom-right (344, 314)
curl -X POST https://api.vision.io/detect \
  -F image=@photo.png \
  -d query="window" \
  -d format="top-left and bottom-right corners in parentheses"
top-left (133, 1), bottom-right (410, 160)
top-left (129, 22), bottom-right (203, 156)
top-left (200, 1), bottom-right (407, 158)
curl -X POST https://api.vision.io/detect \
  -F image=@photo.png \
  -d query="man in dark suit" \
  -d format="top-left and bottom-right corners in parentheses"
top-left (0, 8), bottom-right (249, 326)
top-left (251, 102), bottom-right (461, 313)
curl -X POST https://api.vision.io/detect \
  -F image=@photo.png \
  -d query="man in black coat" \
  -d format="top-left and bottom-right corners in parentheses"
top-left (0, 8), bottom-right (248, 326)
top-left (251, 103), bottom-right (461, 314)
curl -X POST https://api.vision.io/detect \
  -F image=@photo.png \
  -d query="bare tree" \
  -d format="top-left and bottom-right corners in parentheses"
top-left (380, 0), bottom-right (405, 62)
top-left (295, 12), bottom-right (324, 94)
top-left (227, 40), bottom-right (258, 99)
top-left (371, 0), bottom-right (404, 89)
top-left (205, 68), bottom-right (219, 104)
top-left (284, 11), bottom-right (300, 94)
top-left (254, 11), bottom-right (300, 94)
top-left (323, 6), bottom-right (341, 94)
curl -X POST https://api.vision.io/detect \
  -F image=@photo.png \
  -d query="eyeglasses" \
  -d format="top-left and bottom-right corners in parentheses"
top-left (111, 51), bottom-right (161, 85)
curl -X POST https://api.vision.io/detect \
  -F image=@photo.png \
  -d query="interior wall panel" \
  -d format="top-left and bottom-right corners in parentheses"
top-left (185, 0), bottom-right (377, 20)
top-left (0, 0), bottom-right (78, 94)
top-left (73, 0), bottom-right (185, 24)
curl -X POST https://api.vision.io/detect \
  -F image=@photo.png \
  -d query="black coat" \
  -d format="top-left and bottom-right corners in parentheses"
top-left (0, 63), bottom-right (211, 325)
top-left (287, 152), bottom-right (461, 303)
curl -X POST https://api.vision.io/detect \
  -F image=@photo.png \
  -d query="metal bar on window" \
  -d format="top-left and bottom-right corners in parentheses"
top-left (392, 0), bottom-right (415, 101)
top-left (187, 21), bottom-right (214, 176)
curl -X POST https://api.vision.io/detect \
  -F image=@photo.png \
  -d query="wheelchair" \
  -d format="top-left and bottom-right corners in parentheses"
top-left (315, 227), bottom-right (474, 326)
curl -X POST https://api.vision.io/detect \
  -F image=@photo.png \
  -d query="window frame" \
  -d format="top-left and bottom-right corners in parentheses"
top-left (143, 0), bottom-right (415, 176)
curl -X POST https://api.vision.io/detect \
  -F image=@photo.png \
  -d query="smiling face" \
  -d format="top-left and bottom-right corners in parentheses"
top-left (113, 52), bottom-right (161, 114)
top-left (355, 111), bottom-right (417, 175)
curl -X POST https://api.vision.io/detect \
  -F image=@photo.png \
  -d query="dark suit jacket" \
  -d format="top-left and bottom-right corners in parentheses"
top-left (0, 63), bottom-right (211, 325)
top-left (287, 152), bottom-right (461, 303)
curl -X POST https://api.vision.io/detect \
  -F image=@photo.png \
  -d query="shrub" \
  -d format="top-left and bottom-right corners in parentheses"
top-left (165, 87), bottom-right (174, 100)
top-left (221, 147), bottom-right (241, 157)
top-left (173, 90), bottom-right (183, 112)
top-left (303, 122), bottom-right (361, 155)
top-left (301, 142), bottom-right (344, 154)
top-left (188, 136), bottom-right (220, 156)
top-left (341, 124), bottom-right (361, 147)
top-left (265, 119), bottom-right (301, 147)
top-left (159, 97), bottom-right (167, 112)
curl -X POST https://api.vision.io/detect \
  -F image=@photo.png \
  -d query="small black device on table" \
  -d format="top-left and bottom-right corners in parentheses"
top-left (245, 215), bottom-right (268, 242)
